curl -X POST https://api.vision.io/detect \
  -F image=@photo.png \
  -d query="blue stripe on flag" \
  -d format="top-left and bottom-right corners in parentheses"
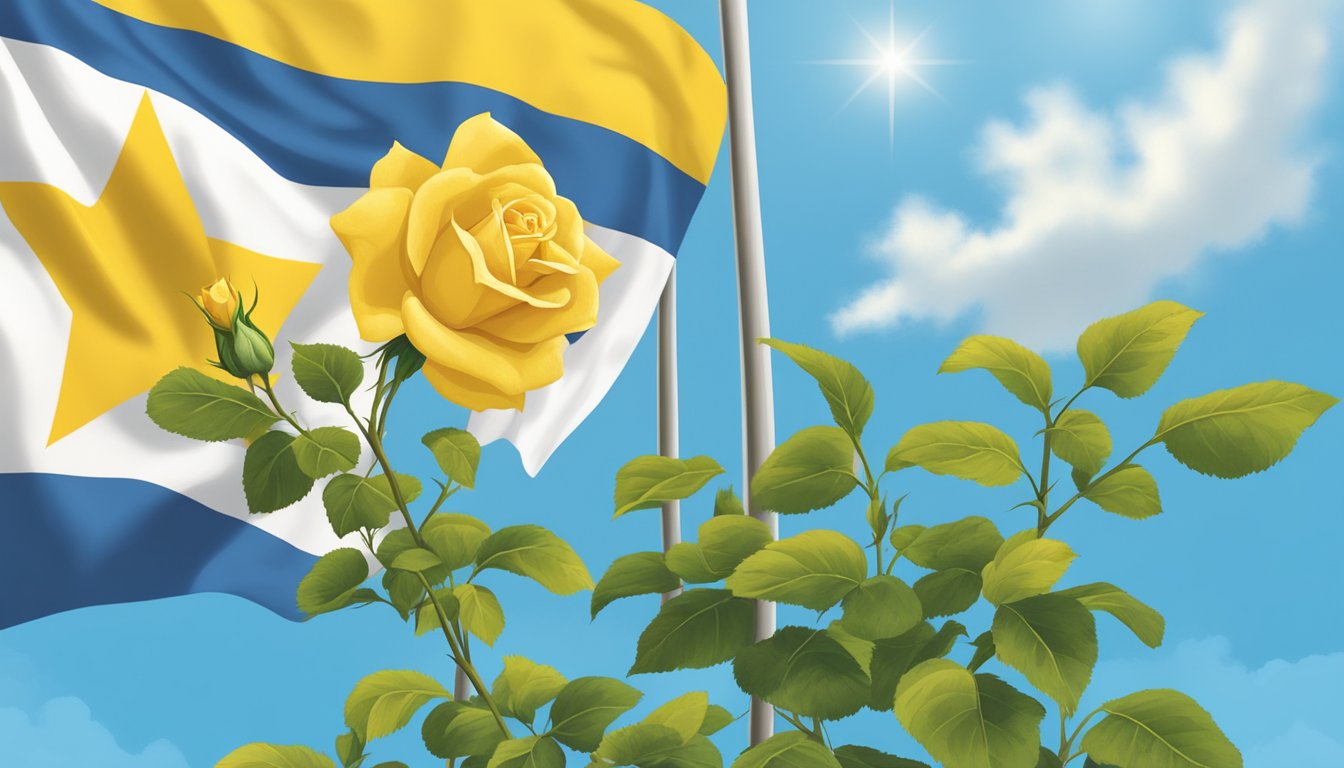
top-left (0, 0), bottom-right (705, 254)
top-left (0, 473), bottom-right (317, 629)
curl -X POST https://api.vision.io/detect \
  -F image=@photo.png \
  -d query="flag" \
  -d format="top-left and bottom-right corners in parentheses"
top-left (0, 0), bottom-right (725, 628)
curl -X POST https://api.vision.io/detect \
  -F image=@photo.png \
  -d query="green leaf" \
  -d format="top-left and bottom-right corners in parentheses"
top-left (391, 547), bottom-right (443, 573)
top-left (487, 736), bottom-right (564, 768)
top-left (1154, 381), bottom-right (1338, 478)
top-left (1080, 689), bottom-right (1241, 768)
top-left (1082, 466), bottom-right (1161, 519)
top-left (593, 723), bottom-right (684, 766)
top-left (762, 338), bottom-right (876, 438)
top-left (992, 594), bottom-right (1098, 714)
top-left (730, 732), bottom-right (841, 768)
top-left (833, 745), bottom-right (930, 768)
top-left (840, 576), bottom-right (923, 641)
top-left (291, 342), bottom-right (364, 404)
top-left (335, 731), bottom-right (363, 768)
top-left (413, 587), bottom-right (460, 637)
top-left (473, 525), bottom-right (593, 594)
top-left (592, 552), bottom-right (681, 618)
top-left (548, 676), bottom-right (643, 752)
top-left (895, 659), bottom-right (1045, 768)
top-left (750, 426), bottom-right (859, 514)
top-left (1047, 410), bottom-right (1112, 477)
top-left (242, 431), bottom-right (315, 513)
top-left (885, 421), bottom-right (1024, 487)
top-left (630, 589), bottom-right (756, 674)
top-left (643, 735), bottom-right (724, 768)
top-left (666, 516), bottom-right (773, 584)
top-left (344, 670), bottom-right (449, 741)
top-left (292, 427), bottom-right (361, 479)
top-left (733, 626), bottom-right (870, 719)
top-left (455, 584), bottom-right (505, 646)
top-left (422, 427), bottom-right (481, 489)
top-left (1055, 582), bottom-right (1165, 648)
top-left (614, 456), bottom-right (725, 518)
top-left (217, 744), bottom-right (337, 768)
top-left (643, 691), bottom-right (710, 743)
top-left (902, 516), bottom-right (1004, 572)
top-left (146, 367), bottom-right (280, 442)
top-left (868, 621), bottom-right (965, 711)
top-left (826, 621), bottom-right (874, 675)
top-left (376, 528), bottom-right (447, 614)
top-left (726, 530), bottom-right (866, 611)
top-left (493, 656), bottom-right (567, 726)
top-left (714, 487), bottom-right (745, 516)
top-left (888, 525), bottom-right (926, 558)
top-left (297, 548), bottom-right (370, 617)
top-left (324, 473), bottom-right (423, 537)
top-left (1077, 301), bottom-right (1203, 398)
top-left (422, 701), bottom-right (506, 760)
top-left (939, 335), bottom-right (1052, 413)
top-left (698, 705), bottom-right (735, 736)
top-left (968, 631), bottom-right (996, 672)
top-left (981, 532), bottom-right (1076, 605)
top-left (912, 569), bottom-right (982, 618)
top-left (1036, 749), bottom-right (1064, 768)
top-left (421, 513), bottom-right (491, 571)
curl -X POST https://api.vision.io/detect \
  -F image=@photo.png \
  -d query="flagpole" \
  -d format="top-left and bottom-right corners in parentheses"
top-left (718, 0), bottom-right (778, 746)
top-left (658, 266), bottom-right (684, 602)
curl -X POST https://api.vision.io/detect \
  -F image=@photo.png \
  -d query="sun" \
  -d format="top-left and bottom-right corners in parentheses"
top-left (816, 1), bottom-right (962, 148)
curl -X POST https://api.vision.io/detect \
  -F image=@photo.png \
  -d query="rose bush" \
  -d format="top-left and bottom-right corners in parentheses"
top-left (331, 113), bottom-right (619, 411)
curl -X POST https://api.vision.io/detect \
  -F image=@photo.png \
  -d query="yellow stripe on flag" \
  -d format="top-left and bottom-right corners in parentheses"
top-left (91, 0), bottom-right (726, 184)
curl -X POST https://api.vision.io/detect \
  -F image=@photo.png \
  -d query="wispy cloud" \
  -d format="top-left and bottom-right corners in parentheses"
top-left (1086, 636), bottom-right (1344, 766)
top-left (0, 697), bottom-right (190, 768)
top-left (831, 0), bottom-right (1336, 349)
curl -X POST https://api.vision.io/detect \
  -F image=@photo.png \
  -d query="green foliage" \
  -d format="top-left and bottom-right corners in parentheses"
top-left (762, 338), bottom-right (875, 438)
top-left (981, 532), bottom-right (1076, 605)
top-left (900, 516), bottom-right (1003, 572)
top-left (911, 569), bottom-right (981, 618)
top-left (1080, 689), bottom-right (1242, 768)
top-left (895, 659), bottom-right (1045, 768)
top-left (422, 427), bottom-right (481, 488)
top-left (487, 736), bottom-right (564, 768)
top-left (292, 427), bottom-right (361, 479)
top-left (472, 525), bottom-right (593, 595)
top-left (731, 732), bottom-right (841, 768)
top-left (1076, 301), bottom-right (1201, 398)
top-left (833, 746), bottom-right (929, 768)
top-left (666, 515), bottom-right (773, 584)
top-left (323, 473), bottom-right (422, 537)
top-left (291, 343), bottom-right (364, 404)
top-left (455, 584), bottom-right (505, 645)
top-left (725, 530), bottom-right (866, 610)
top-left (839, 576), bottom-right (922, 641)
top-left (343, 670), bottom-right (449, 741)
top-left (422, 702), bottom-right (505, 760)
top-left (630, 589), bottom-right (755, 674)
top-left (547, 677), bottom-right (643, 752)
top-left (733, 627), bottom-right (869, 719)
top-left (1046, 410), bottom-right (1111, 478)
top-left (298, 549), bottom-right (370, 617)
top-left (991, 594), bottom-right (1098, 714)
top-left (1081, 466), bottom-right (1161, 519)
top-left (939, 335), bottom-right (1053, 414)
top-left (750, 426), bottom-right (859, 514)
top-left (146, 367), bottom-right (279, 441)
top-left (1055, 582), bottom-right (1164, 649)
top-left (643, 692), bottom-right (711, 742)
top-left (421, 513), bottom-right (491, 571)
top-left (868, 622), bottom-right (965, 711)
top-left (886, 421), bottom-right (1024, 487)
top-left (714, 487), bottom-right (746, 516)
top-left (243, 431), bottom-right (314, 513)
top-left (614, 456), bottom-right (725, 518)
top-left (592, 552), bottom-right (681, 617)
top-left (1154, 381), bottom-right (1338, 478)
top-left (216, 744), bottom-right (337, 768)
top-left (493, 656), bottom-right (567, 726)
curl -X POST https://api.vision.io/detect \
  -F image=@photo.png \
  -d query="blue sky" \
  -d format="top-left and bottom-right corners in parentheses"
top-left (2, 0), bottom-right (1342, 765)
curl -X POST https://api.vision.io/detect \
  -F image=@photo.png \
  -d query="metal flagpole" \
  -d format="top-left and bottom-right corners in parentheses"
top-left (718, 0), bottom-right (778, 746)
top-left (658, 267), bottom-right (684, 602)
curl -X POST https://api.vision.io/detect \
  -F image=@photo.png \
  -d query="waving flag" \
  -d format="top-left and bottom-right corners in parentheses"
top-left (0, 0), bottom-right (725, 628)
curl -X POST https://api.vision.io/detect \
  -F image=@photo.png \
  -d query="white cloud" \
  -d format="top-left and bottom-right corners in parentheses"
top-left (1085, 636), bottom-right (1344, 766)
top-left (831, 0), bottom-right (1336, 349)
top-left (0, 697), bottom-right (189, 768)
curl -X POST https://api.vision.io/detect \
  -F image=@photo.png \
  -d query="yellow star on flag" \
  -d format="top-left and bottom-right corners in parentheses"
top-left (0, 93), bottom-right (320, 445)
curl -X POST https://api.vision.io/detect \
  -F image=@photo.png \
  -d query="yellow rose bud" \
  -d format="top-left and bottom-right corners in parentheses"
top-left (200, 277), bottom-right (240, 329)
top-left (331, 113), bottom-right (622, 412)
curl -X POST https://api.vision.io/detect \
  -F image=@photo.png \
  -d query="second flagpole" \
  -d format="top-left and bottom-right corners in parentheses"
top-left (718, 0), bottom-right (778, 746)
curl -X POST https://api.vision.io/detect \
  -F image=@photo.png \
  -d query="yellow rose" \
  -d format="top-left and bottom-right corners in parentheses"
top-left (331, 113), bottom-right (620, 411)
top-left (200, 277), bottom-right (239, 328)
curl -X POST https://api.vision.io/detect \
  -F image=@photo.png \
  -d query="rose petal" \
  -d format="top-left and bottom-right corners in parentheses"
top-left (451, 216), bottom-right (571, 310)
top-left (403, 294), bottom-right (565, 395)
top-left (406, 168), bottom-right (479, 276)
top-left (418, 220), bottom-right (508, 328)
top-left (475, 266), bottom-right (600, 345)
top-left (581, 235), bottom-right (622, 284)
top-left (549, 195), bottom-right (586, 264)
top-left (444, 113), bottom-right (543, 175)
top-left (330, 187), bottom-right (414, 341)
top-left (469, 200), bottom-right (519, 285)
top-left (422, 360), bottom-right (525, 412)
top-left (370, 142), bottom-right (440, 191)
